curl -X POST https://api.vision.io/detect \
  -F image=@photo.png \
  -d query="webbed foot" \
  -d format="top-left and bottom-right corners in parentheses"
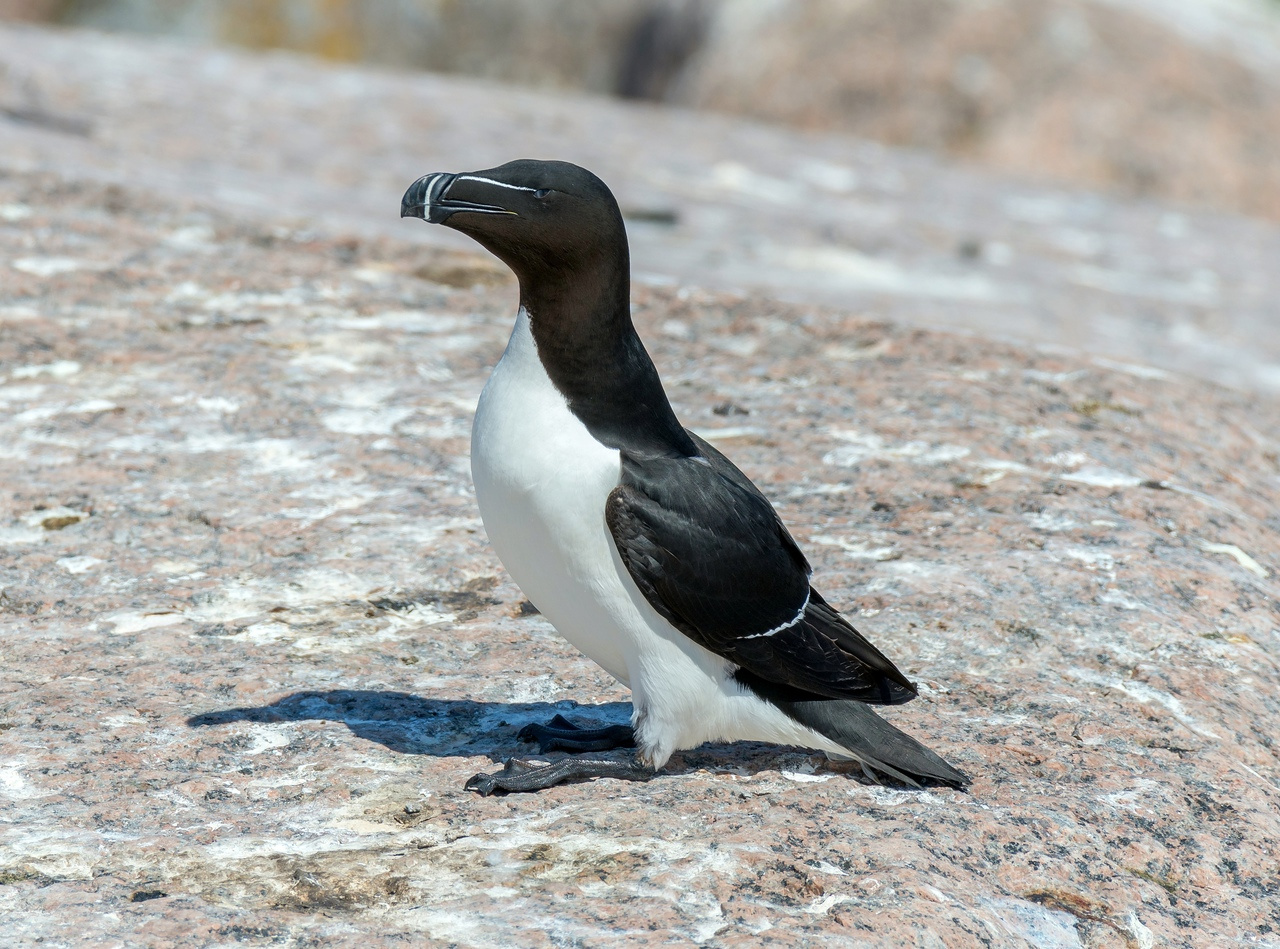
top-left (516, 713), bottom-right (636, 754)
top-left (465, 754), bottom-right (653, 796)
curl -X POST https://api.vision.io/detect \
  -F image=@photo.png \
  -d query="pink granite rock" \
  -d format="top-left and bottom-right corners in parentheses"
top-left (1, 25), bottom-right (1279, 949)
top-left (3, 21), bottom-right (1278, 399)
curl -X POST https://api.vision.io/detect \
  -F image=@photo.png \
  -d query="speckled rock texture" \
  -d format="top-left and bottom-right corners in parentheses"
top-left (2, 25), bottom-right (1280, 949)
top-left (4, 172), bottom-right (1280, 948)
top-left (2, 22), bottom-right (1280, 399)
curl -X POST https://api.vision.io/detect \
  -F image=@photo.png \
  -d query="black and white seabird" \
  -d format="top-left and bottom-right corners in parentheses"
top-left (400, 160), bottom-right (968, 794)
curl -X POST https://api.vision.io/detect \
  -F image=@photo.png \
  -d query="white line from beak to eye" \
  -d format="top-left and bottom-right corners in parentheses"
top-left (427, 174), bottom-right (515, 214)
top-left (455, 175), bottom-right (540, 194)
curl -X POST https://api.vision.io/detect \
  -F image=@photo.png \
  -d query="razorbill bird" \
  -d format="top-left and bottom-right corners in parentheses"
top-left (401, 160), bottom-right (968, 794)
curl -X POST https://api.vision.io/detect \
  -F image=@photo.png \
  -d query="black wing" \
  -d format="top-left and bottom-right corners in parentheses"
top-left (606, 433), bottom-right (916, 704)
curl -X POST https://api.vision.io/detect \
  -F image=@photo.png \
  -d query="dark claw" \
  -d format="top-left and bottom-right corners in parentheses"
top-left (465, 771), bottom-right (501, 796)
top-left (466, 757), bottom-right (541, 795)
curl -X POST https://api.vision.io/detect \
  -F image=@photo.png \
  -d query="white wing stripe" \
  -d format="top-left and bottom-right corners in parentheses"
top-left (739, 589), bottom-right (810, 639)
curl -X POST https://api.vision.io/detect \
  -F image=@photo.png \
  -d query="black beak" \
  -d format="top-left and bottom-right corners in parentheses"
top-left (401, 172), bottom-right (514, 225)
top-left (400, 173), bottom-right (455, 223)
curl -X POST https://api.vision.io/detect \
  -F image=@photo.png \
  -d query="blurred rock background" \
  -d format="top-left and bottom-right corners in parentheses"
top-left (5, 0), bottom-right (1280, 220)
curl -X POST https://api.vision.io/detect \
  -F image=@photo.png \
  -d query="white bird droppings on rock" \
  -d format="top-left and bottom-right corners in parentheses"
top-left (106, 611), bottom-right (187, 634)
top-left (56, 556), bottom-right (103, 574)
top-left (11, 360), bottom-right (81, 380)
top-left (1200, 541), bottom-right (1269, 578)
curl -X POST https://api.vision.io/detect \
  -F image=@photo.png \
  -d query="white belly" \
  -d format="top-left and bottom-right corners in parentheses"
top-left (471, 308), bottom-right (634, 684)
top-left (470, 309), bottom-right (854, 767)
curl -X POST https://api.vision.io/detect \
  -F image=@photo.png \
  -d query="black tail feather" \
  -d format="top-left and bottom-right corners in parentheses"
top-left (790, 698), bottom-right (969, 788)
top-left (737, 672), bottom-right (969, 788)
top-left (804, 590), bottom-right (918, 704)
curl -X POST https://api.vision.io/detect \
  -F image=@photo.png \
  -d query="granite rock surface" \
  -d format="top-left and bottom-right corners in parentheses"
top-left (3, 169), bottom-right (1280, 947)
top-left (2, 22), bottom-right (1280, 398)
top-left (2, 24), bottom-right (1280, 949)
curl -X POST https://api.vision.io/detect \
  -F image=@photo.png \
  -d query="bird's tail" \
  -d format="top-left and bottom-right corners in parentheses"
top-left (778, 697), bottom-right (969, 788)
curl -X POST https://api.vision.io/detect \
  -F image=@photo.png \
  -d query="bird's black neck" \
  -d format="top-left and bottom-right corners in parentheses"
top-left (519, 257), bottom-right (695, 458)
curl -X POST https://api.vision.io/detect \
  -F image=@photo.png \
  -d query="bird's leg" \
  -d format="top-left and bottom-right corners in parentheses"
top-left (516, 713), bottom-right (636, 753)
top-left (466, 754), bottom-right (654, 796)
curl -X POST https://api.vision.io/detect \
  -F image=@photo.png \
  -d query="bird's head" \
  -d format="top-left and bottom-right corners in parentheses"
top-left (400, 159), bottom-right (627, 287)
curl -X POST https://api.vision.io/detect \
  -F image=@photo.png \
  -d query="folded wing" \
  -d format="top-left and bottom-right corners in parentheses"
top-left (606, 433), bottom-right (916, 704)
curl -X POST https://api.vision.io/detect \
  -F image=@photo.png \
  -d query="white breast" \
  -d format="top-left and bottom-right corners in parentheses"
top-left (470, 309), bottom-right (853, 768)
top-left (470, 308), bottom-right (634, 683)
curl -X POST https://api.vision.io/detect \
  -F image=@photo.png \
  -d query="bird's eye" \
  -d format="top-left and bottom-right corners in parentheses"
top-left (534, 188), bottom-right (551, 199)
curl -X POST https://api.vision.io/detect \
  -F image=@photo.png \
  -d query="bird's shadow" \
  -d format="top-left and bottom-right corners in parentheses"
top-left (186, 689), bottom-right (838, 779)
